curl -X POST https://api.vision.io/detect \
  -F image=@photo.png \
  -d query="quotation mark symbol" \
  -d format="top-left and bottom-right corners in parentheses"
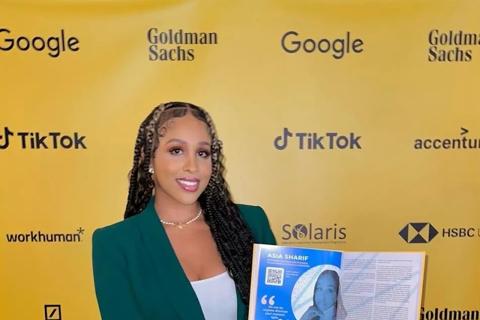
top-left (260, 295), bottom-right (276, 306)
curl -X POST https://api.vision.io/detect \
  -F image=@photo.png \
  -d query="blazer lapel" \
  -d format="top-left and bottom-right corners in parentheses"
top-left (136, 198), bottom-right (205, 320)
top-left (236, 290), bottom-right (246, 319)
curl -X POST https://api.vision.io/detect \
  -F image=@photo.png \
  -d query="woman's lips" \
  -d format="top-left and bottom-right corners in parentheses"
top-left (176, 178), bottom-right (200, 192)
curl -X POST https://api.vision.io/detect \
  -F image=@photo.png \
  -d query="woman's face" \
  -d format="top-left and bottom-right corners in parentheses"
top-left (151, 112), bottom-right (212, 206)
top-left (314, 272), bottom-right (338, 311)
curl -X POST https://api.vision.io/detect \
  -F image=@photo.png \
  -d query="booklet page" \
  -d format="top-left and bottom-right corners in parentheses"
top-left (249, 244), bottom-right (343, 320)
top-left (339, 252), bottom-right (424, 320)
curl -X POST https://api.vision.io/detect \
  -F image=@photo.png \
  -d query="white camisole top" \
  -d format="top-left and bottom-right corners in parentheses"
top-left (190, 271), bottom-right (237, 320)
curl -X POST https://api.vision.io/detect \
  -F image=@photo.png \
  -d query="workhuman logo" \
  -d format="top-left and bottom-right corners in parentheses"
top-left (5, 227), bottom-right (85, 243)
top-left (399, 222), bottom-right (480, 243)
top-left (0, 28), bottom-right (79, 58)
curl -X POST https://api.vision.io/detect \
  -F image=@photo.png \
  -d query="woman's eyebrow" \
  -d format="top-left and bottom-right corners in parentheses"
top-left (165, 139), bottom-right (211, 146)
top-left (165, 138), bottom-right (186, 145)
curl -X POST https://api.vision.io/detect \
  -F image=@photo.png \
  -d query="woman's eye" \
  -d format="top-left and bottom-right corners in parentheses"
top-left (169, 148), bottom-right (183, 155)
top-left (198, 150), bottom-right (211, 158)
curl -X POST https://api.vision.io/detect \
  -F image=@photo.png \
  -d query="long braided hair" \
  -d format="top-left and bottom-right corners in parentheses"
top-left (124, 101), bottom-right (256, 304)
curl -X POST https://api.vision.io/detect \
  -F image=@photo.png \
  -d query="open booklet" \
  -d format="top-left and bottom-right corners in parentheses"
top-left (248, 244), bottom-right (425, 320)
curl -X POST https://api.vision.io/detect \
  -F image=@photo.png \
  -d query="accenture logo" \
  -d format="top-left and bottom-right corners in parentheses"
top-left (399, 223), bottom-right (439, 243)
top-left (414, 127), bottom-right (480, 150)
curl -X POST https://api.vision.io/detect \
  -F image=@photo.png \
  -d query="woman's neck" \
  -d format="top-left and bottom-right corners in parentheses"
top-left (153, 194), bottom-right (202, 223)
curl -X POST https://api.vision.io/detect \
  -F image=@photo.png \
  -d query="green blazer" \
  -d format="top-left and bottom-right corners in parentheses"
top-left (92, 198), bottom-right (276, 320)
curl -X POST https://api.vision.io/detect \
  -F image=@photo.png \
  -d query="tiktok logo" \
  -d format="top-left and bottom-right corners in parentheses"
top-left (0, 127), bottom-right (87, 150)
top-left (273, 127), bottom-right (362, 150)
top-left (0, 127), bottom-right (14, 149)
top-left (273, 128), bottom-right (293, 150)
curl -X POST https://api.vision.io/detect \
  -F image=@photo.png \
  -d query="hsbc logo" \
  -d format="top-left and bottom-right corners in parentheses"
top-left (399, 223), bottom-right (439, 243)
top-left (399, 222), bottom-right (480, 243)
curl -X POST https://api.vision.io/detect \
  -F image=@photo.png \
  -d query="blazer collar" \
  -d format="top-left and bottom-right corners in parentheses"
top-left (136, 198), bottom-right (205, 320)
top-left (135, 197), bottom-right (246, 320)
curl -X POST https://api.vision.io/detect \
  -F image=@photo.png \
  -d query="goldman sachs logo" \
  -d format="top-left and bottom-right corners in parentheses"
top-left (147, 28), bottom-right (218, 61)
top-left (428, 29), bottom-right (480, 62)
top-left (421, 307), bottom-right (479, 320)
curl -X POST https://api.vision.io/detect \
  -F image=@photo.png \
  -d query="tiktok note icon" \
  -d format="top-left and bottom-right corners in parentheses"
top-left (274, 128), bottom-right (293, 150)
top-left (0, 127), bottom-right (14, 149)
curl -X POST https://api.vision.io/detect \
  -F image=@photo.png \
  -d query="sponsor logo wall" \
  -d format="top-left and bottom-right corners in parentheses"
top-left (0, 1), bottom-right (478, 319)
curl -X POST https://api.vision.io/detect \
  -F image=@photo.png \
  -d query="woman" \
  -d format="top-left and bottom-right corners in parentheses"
top-left (300, 270), bottom-right (341, 320)
top-left (92, 102), bottom-right (276, 320)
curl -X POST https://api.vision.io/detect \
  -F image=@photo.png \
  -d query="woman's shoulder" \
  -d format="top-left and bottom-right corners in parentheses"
top-left (236, 204), bottom-right (276, 245)
top-left (236, 204), bottom-right (268, 222)
top-left (92, 213), bottom-right (144, 245)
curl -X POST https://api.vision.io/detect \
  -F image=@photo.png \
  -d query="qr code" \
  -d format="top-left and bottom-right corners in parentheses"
top-left (265, 267), bottom-right (284, 286)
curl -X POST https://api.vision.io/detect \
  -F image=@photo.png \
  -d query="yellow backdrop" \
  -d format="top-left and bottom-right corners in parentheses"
top-left (1, 1), bottom-right (479, 319)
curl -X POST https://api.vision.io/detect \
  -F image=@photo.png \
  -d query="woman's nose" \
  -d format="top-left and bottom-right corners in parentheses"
top-left (183, 153), bottom-right (198, 172)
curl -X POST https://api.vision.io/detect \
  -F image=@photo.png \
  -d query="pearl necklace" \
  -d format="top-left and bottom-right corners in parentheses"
top-left (159, 209), bottom-right (203, 229)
